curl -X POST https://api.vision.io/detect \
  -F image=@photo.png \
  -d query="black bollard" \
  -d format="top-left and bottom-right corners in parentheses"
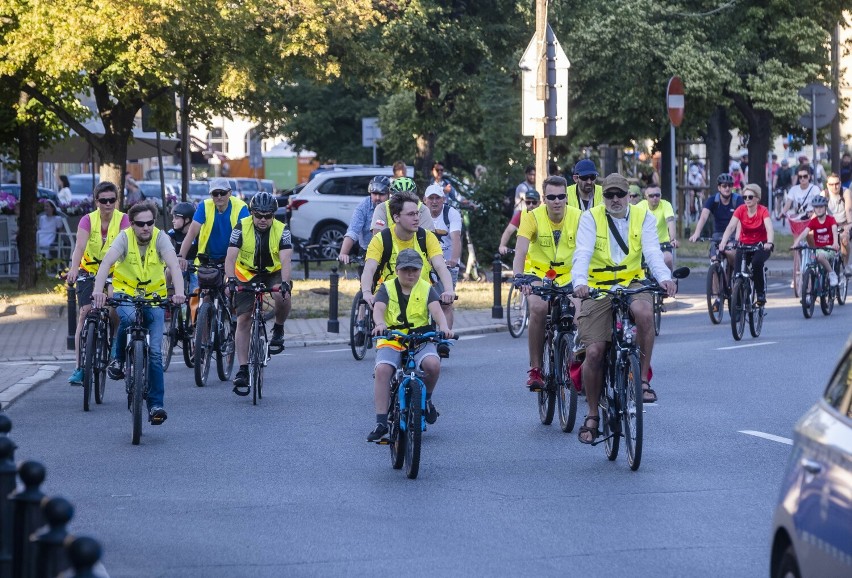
top-left (0, 415), bottom-right (10, 436)
top-left (327, 267), bottom-right (339, 333)
top-left (66, 537), bottom-right (101, 578)
top-left (492, 253), bottom-right (504, 319)
top-left (10, 461), bottom-right (45, 578)
top-left (66, 284), bottom-right (77, 351)
top-left (33, 497), bottom-right (74, 578)
top-left (302, 253), bottom-right (310, 280)
top-left (0, 437), bottom-right (17, 578)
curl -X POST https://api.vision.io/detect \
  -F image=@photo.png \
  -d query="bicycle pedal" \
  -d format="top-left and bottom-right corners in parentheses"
top-left (374, 438), bottom-right (390, 445)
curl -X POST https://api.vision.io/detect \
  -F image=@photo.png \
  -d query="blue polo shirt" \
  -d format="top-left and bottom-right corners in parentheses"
top-left (192, 201), bottom-right (250, 260)
top-left (703, 192), bottom-right (744, 235)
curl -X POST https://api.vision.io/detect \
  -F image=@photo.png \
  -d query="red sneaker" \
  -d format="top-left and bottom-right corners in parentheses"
top-left (526, 367), bottom-right (545, 391)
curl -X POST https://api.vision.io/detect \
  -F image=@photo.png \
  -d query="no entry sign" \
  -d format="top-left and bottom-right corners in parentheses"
top-left (667, 76), bottom-right (684, 127)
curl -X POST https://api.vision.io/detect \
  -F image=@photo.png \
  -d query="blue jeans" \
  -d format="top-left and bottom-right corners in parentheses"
top-left (111, 294), bottom-right (165, 411)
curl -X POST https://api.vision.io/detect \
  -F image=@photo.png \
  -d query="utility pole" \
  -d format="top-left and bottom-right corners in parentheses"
top-left (534, 0), bottom-right (548, 188)
top-left (831, 23), bottom-right (841, 174)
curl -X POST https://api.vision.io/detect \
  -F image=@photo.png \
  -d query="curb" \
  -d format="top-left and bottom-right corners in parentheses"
top-left (0, 365), bottom-right (61, 408)
top-left (0, 355), bottom-right (76, 363)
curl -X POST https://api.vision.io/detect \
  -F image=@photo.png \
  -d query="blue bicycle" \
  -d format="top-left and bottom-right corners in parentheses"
top-left (372, 330), bottom-right (457, 479)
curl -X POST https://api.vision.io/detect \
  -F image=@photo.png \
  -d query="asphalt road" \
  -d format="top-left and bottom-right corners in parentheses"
top-left (6, 273), bottom-right (845, 577)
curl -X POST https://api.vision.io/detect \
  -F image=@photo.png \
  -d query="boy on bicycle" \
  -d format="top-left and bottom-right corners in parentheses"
top-left (791, 195), bottom-right (840, 287)
top-left (367, 249), bottom-right (453, 442)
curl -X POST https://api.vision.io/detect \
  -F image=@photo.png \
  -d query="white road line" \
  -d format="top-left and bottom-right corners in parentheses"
top-left (316, 348), bottom-right (350, 353)
top-left (716, 341), bottom-right (777, 351)
top-left (739, 430), bottom-right (793, 445)
top-left (459, 335), bottom-right (483, 340)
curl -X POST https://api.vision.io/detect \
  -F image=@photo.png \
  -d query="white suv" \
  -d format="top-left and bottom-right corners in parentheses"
top-left (287, 166), bottom-right (412, 260)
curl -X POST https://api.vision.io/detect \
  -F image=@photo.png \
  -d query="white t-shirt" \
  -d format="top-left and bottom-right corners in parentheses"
top-left (37, 214), bottom-right (63, 249)
top-left (789, 183), bottom-right (820, 216)
top-left (430, 205), bottom-right (462, 261)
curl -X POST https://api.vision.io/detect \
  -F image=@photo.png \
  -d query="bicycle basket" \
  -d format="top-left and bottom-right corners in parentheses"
top-left (197, 266), bottom-right (223, 289)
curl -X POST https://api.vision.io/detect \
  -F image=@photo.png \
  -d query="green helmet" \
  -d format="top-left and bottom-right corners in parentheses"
top-left (390, 176), bottom-right (417, 195)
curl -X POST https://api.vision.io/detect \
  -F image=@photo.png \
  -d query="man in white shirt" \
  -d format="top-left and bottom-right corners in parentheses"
top-left (424, 184), bottom-right (462, 331)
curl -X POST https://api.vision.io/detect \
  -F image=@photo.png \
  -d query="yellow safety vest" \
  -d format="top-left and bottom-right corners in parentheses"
top-left (112, 229), bottom-right (167, 298)
top-left (377, 278), bottom-right (432, 349)
top-left (376, 226), bottom-right (433, 287)
top-left (638, 199), bottom-right (673, 243)
top-left (197, 197), bottom-right (248, 261)
top-left (81, 209), bottom-right (125, 274)
top-left (566, 184), bottom-right (603, 211)
top-left (587, 205), bottom-right (646, 289)
top-left (524, 205), bottom-right (582, 286)
top-left (234, 216), bottom-right (285, 281)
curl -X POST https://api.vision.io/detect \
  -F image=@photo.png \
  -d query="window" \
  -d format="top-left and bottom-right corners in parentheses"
top-left (317, 178), bottom-right (347, 196)
top-left (207, 128), bottom-right (228, 154)
top-left (347, 176), bottom-right (374, 197)
top-left (824, 350), bottom-right (852, 419)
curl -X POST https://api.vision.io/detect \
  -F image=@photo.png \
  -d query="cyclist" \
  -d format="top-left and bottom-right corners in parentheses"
top-left (498, 189), bottom-right (541, 255)
top-left (571, 173), bottom-right (676, 444)
top-left (512, 175), bottom-right (582, 390)
top-left (225, 192), bottom-right (293, 396)
top-left (628, 184), bottom-right (642, 205)
top-left (567, 159), bottom-right (603, 211)
top-left (689, 173), bottom-right (744, 284)
top-left (637, 186), bottom-right (677, 271)
top-left (424, 184), bottom-right (462, 330)
top-left (366, 249), bottom-right (453, 442)
top-left (370, 177), bottom-right (434, 233)
top-left (339, 176), bottom-right (390, 265)
top-left (791, 195), bottom-right (839, 287)
top-left (91, 201), bottom-right (185, 425)
top-left (823, 173), bottom-right (851, 271)
top-left (718, 183), bottom-right (775, 305)
top-left (177, 178), bottom-right (249, 270)
top-left (167, 202), bottom-right (199, 306)
top-left (65, 181), bottom-right (130, 385)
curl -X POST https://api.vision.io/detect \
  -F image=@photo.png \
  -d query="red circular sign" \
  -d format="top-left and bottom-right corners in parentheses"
top-left (667, 76), bottom-right (685, 127)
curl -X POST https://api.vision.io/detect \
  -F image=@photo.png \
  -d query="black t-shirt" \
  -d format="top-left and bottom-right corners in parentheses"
top-left (168, 228), bottom-right (197, 260)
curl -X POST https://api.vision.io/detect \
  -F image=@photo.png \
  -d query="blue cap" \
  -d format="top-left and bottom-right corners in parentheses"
top-left (574, 159), bottom-right (598, 177)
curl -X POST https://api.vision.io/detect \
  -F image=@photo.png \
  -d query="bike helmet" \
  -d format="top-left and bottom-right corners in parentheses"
top-left (717, 173), bottom-right (734, 185)
top-left (811, 195), bottom-right (828, 207)
top-left (390, 176), bottom-right (418, 195)
top-left (249, 191), bottom-right (277, 213)
top-left (172, 202), bottom-right (195, 220)
top-left (368, 176), bottom-right (391, 195)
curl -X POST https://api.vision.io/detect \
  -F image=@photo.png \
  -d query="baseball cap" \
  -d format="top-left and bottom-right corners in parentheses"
top-left (781, 159), bottom-right (789, 166)
top-left (524, 189), bottom-right (541, 201)
top-left (424, 184), bottom-right (444, 198)
top-left (628, 184), bottom-right (642, 196)
top-left (208, 178), bottom-right (231, 193)
top-left (573, 159), bottom-right (598, 177)
top-left (601, 173), bottom-right (629, 193)
top-left (395, 248), bottom-right (423, 270)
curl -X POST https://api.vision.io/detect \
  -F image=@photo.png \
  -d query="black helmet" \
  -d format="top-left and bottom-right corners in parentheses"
top-left (172, 202), bottom-right (195, 220)
top-left (717, 173), bottom-right (734, 185)
top-left (811, 195), bottom-right (828, 207)
top-left (250, 191), bottom-right (277, 213)
top-left (368, 176), bottom-right (391, 195)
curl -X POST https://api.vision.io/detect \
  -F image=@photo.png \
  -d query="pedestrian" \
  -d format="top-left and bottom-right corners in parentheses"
top-left (57, 175), bottom-right (72, 207)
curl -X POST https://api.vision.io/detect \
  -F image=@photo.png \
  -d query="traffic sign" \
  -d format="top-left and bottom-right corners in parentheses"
top-left (798, 83), bottom-right (837, 130)
top-left (519, 24), bottom-right (570, 137)
top-left (362, 117), bottom-right (382, 148)
top-left (667, 76), bottom-right (684, 127)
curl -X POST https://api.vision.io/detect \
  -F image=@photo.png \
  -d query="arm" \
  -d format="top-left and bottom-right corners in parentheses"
top-left (763, 216), bottom-right (774, 248)
top-left (832, 223), bottom-right (840, 251)
top-left (845, 189), bottom-right (852, 225)
top-left (570, 213), bottom-right (596, 298)
top-left (372, 301), bottom-right (387, 334)
top-left (178, 220), bottom-right (202, 269)
top-left (428, 300), bottom-right (452, 337)
top-left (91, 245), bottom-right (122, 308)
top-left (430, 254), bottom-right (455, 303)
top-left (66, 223), bottom-right (90, 283)
top-left (689, 209), bottom-right (711, 242)
top-left (512, 236), bottom-right (530, 276)
top-left (449, 230), bottom-right (461, 267)
top-left (360, 259), bottom-right (379, 305)
top-left (162, 244), bottom-right (185, 303)
top-left (224, 246), bottom-right (238, 279)
top-left (499, 223), bottom-right (518, 254)
top-left (338, 237), bottom-right (356, 264)
top-left (666, 216), bottom-right (678, 248)
top-left (792, 226), bottom-right (808, 247)
top-left (278, 248), bottom-right (293, 288)
top-left (641, 212), bottom-right (672, 284)
top-left (718, 215), bottom-right (740, 250)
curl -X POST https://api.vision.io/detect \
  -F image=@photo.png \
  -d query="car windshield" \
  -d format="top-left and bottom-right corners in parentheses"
top-left (189, 183), bottom-right (208, 197)
top-left (238, 180), bottom-right (259, 192)
top-left (138, 183), bottom-right (165, 197)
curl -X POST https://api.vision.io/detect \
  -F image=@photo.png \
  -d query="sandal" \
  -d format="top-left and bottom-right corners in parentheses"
top-left (642, 381), bottom-right (657, 403)
top-left (578, 415), bottom-right (600, 445)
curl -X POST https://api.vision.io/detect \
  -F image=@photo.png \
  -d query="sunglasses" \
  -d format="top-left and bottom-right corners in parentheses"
top-left (545, 193), bottom-right (567, 201)
top-left (743, 195), bottom-right (756, 200)
top-left (577, 175), bottom-right (596, 182)
top-left (97, 197), bottom-right (117, 205)
top-left (133, 219), bottom-right (155, 227)
top-left (525, 200), bottom-right (540, 206)
top-left (210, 190), bottom-right (230, 197)
top-left (253, 212), bottom-right (274, 220)
top-left (629, 194), bottom-right (640, 199)
top-left (719, 184), bottom-right (732, 188)
top-left (647, 193), bottom-right (661, 198)
top-left (603, 190), bottom-right (628, 199)
top-left (798, 175), bottom-right (809, 179)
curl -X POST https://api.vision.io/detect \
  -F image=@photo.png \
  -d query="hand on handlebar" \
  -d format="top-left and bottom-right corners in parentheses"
top-left (372, 322), bottom-right (386, 336)
top-left (170, 293), bottom-right (186, 305)
top-left (338, 253), bottom-right (350, 265)
top-left (573, 284), bottom-right (590, 299)
top-left (92, 291), bottom-right (107, 309)
top-left (660, 279), bottom-right (677, 298)
top-left (440, 291), bottom-right (455, 304)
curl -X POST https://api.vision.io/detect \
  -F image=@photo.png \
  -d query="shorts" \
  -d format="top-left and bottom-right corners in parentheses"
top-left (434, 266), bottom-right (459, 295)
top-left (234, 272), bottom-right (279, 316)
top-left (375, 342), bottom-right (438, 370)
top-left (815, 248), bottom-right (837, 262)
top-left (75, 276), bottom-right (95, 307)
top-left (576, 282), bottom-right (653, 344)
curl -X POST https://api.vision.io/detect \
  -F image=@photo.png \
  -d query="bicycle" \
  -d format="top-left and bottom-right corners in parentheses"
top-left (788, 214), bottom-right (812, 297)
top-left (503, 250), bottom-right (529, 338)
top-left (162, 272), bottom-right (196, 371)
top-left (726, 243), bottom-right (767, 341)
top-left (371, 330), bottom-right (457, 479)
top-left (772, 188), bottom-right (788, 224)
top-left (105, 294), bottom-right (169, 445)
top-left (79, 305), bottom-right (113, 412)
top-left (698, 237), bottom-right (733, 325)
top-left (192, 258), bottom-right (235, 387)
top-left (347, 256), bottom-right (374, 361)
top-left (514, 272), bottom-right (578, 432)
top-left (589, 267), bottom-right (689, 471)
top-left (795, 246), bottom-right (838, 318)
top-left (232, 282), bottom-right (283, 405)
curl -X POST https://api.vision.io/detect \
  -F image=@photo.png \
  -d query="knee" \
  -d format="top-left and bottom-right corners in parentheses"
top-left (421, 357), bottom-right (440, 376)
top-left (584, 343), bottom-right (606, 366)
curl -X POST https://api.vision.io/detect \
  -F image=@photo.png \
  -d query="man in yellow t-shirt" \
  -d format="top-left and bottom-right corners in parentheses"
top-left (637, 186), bottom-right (677, 271)
top-left (513, 175), bottom-right (582, 390)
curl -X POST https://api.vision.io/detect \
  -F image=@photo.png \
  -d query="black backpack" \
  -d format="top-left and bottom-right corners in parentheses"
top-left (372, 227), bottom-right (429, 291)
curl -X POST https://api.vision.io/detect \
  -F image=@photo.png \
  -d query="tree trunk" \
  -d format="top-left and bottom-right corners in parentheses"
top-left (731, 95), bottom-right (772, 206)
top-left (414, 130), bottom-right (436, 191)
top-left (705, 106), bottom-right (731, 186)
top-left (16, 93), bottom-right (40, 290)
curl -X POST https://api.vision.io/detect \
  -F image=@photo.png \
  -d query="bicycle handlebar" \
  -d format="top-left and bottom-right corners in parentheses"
top-left (371, 330), bottom-right (459, 343)
top-left (105, 294), bottom-right (169, 308)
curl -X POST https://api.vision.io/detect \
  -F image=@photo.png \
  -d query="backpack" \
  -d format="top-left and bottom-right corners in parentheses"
top-left (372, 227), bottom-right (429, 292)
top-left (711, 192), bottom-right (743, 213)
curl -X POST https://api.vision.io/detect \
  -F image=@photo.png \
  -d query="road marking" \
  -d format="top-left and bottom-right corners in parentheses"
top-left (459, 335), bottom-right (483, 340)
top-left (316, 348), bottom-right (350, 353)
top-left (716, 342), bottom-right (777, 351)
top-left (739, 430), bottom-right (793, 445)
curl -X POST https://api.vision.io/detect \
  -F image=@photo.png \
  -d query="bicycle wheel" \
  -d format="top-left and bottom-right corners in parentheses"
top-left (130, 340), bottom-right (146, 445)
top-left (837, 264), bottom-right (848, 305)
top-left (162, 306), bottom-right (177, 371)
top-left (556, 333), bottom-right (577, 433)
top-left (730, 279), bottom-right (746, 341)
top-left (653, 294), bottom-right (662, 336)
top-left (216, 308), bottom-right (235, 381)
top-left (792, 253), bottom-right (802, 298)
top-left (94, 322), bottom-right (109, 405)
top-left (601, 365), bottom-right (620, 461)
top-left (820, 277), bottom-right (835, 316)
top-left (181, 305), bottom-right (195, 368)
top-left (349, 292), bottom-right (369, 360)
top-left (81, 320), bottom-right (97, 412)
top-left (622, 351), bottom-right (643, 471)
top-left (404, 379), bottom-right (423, 479)
top-left (388, 383), bottom-right (405, 469)
top-left (706, 263), bottom-right (724, 324)
top-left (506, 284), bottom-right (529, 338)
top-left (801, 269), bottom-right (816, 319)
top-left (193, 303), bottom-right (214, 387)
top-left (250, 319), bottom-right (267, 406)
top-left (538, 334), bottom-right (556, 425)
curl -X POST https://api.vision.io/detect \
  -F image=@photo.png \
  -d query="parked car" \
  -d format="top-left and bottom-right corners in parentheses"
top-left (0, 184), bottom-right (60, 205)
top-left (287, 166), bottom-right (412, 260)
top-left (770, 338), bottom-right (852, 578)
top-left (134, 181), bottom-right (178, 213)
top-left (274, 183), bottom-right (305, 225)
top-left (232, 177), bottom-right (262, 202)
top-left (259, 179), bottom-right (276, 194)
top-left (66, 173), bottom-right (101, 201)
top-left (145, 165), bottom-right (182, 181)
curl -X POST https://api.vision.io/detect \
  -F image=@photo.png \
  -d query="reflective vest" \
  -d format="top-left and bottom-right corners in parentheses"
top-left (112, 229), bottom-right (167, 298)
top-left (234, 216), bottom-right (285, 281)
top-left (638, 199), bottom-right (673, 243)
top-left (376, 226), bottom-right (433, 287)
top-left (587, 205), bottom-right (646, 290)
top-left (566, 184), bottom-right (603, 211)
top-left (377, 278), bottom-right (432, 349)
top-left (81, 209), bottom-right (125, 274)
top-left (524, 205), bottom-right (582, 286)
top-left (197, 197), bottom-right (247, 261)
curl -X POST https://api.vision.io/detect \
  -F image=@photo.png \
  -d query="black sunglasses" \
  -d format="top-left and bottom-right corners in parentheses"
top-left (97, 197), bottom-right (117, 205)
top-left (577, 175), bottom-right (596, 182)
top-left (253, 212), bottom-right (274, 220)
top-left (210, 190), bottom-right (230, 197)
top-left (525, 200), bottom-right (540, 206)
top-left (798, 174), bottom-right (809, 179)
top-left (545, 193), bottom-right (567, 201)
top-left (742, 195), bottom-right (756, 200)
top-left (133, 219), bottom-right (155, 227)
top-left (603, 190), bottom-right (628, 199)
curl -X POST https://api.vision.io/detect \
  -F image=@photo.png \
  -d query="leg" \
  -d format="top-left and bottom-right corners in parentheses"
top-left (273, 290), bottom-right (290, 324)
top-left (235, 311), bottom-right (251, 366)
top-left (373, 362), bottom-right (395, 414)
top-left (629, 297), bottom-right (656, 401)
top-left (144, 307), bottom-right (166, 413)
top-left (111, 302), bottom-right (135, 362)
top-left (526, 293), bottom-right (547, 369)
top-left (751, 249), bottom-right (769, 298)
top-left (419, 352), bottom-right (441, 395)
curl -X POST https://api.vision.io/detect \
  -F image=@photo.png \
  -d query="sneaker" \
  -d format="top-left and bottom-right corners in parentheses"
top-left (232, 366), bottom-right (250, 396)
top-left (269, 325), bottom-right (285, 349)
top-left (829, 272), bottom-right (839, 287)
top-left (353, 323), bottom-right (365, 347)
top-left (756, 292), bottom-right (766, 306)
top-left (526, 367), bottom-right (545, 391)
top-left (367, 423), bottom-right (389, 442)
top-left (107, 359), bottom-right (124, 380)
top-left (68, 367), bottom-right (84, 385)
top-left (437, 342), bottom-right (451, 359)
top-left (711, 299), bottom-right (720, 313)
top-left (425, 400), bottom-right (440, 424)
top-left (148, 406), bottom-right (167, 425)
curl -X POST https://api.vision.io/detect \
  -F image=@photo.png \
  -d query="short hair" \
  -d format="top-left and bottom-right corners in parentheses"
top-left (432, 161), bottom-right (444, 170)
top-left (742, 183), bottom-right (762, 200)
top-left (542, 175), bottom-right (568, 189)
top-left (525, 164), bottom-right (535, 175)
top-left (388, 191), bottom-right (419, 219)
top-left (128, 200), bottom-right (159, 222)
top-left (392, 160), bottom-right (406, 177)
top-left (828, 172), bottom-right (840, 180)
top-left (93, 181), bottom-right (118, 199)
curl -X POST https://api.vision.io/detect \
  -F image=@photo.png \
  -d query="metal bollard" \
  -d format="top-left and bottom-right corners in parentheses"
top-left (492, 253), bottom-right (504, 319)
top-left (10, 461), bottom-right (45, 578)
top-left (66, 285), bottom-right (77, 351)
top-left (302, 254), bottom-right (310, 280)
top-left (33, 497), bottom-right (74, 578)
top-left (66, 537), bottom-right (101, 578)
top-left (327, 267), bottom-right (339, 333)
top-left (0, 437), bottom-right (17, 578)
top-left (0, 415), bottom-right (10, 436)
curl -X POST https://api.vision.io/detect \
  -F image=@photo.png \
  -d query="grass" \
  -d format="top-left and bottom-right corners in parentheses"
top-left (0, 276), bottom-right (68, 308)
top-left (676, 232), bottom-right (794, 259)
